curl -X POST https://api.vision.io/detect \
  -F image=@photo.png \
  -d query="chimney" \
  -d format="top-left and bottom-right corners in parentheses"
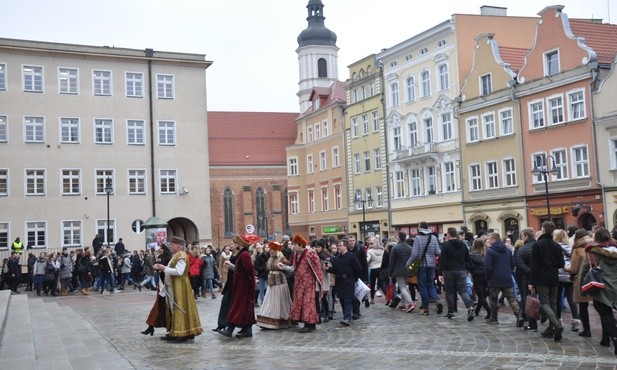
top-left (480, 6), bottom-right (507, 16)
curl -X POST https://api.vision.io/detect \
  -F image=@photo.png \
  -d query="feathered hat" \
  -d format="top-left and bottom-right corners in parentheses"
top-left (292, 235), bottom-right (308, 247)
top-left (268, 241), bottom-right (283, 251)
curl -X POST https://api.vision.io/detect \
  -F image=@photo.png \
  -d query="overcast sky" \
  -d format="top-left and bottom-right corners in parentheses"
top-left (1, 0), bottom-right (612, 113)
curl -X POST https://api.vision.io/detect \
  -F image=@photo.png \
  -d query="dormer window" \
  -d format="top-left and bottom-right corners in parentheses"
top-left (313, 99), bottom-right (320, 110)
top-left (545, 50), bottom-right (560, 76)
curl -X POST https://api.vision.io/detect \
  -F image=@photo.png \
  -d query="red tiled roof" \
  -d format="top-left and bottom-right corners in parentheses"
top-left (208, 112), bottom-right (298, 166)
top-left (570, 19), bottom-right (617, 64)
top-left (498, 46), bottom-right (530, 72)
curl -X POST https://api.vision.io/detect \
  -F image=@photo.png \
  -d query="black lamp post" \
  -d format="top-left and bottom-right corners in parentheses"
top-left (355, 192), bottom-right (373, 242)
top-left (105, 177), bottom-right (113, 247)
top-left (531, 155), bottom-right (560, 223)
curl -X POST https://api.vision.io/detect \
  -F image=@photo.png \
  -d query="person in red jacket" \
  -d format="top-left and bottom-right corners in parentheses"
top-left (188, 247), bottom-right (203, 300)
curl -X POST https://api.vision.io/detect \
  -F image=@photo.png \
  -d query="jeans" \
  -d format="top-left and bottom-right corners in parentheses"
top-left (418, 266), bottom-right (439, 309)
top-left (99, 272), bottom-right (115, 291)
top-left (489, 286), bottom-right (521, 320)
top-left (369, 268), bottom-right (381, 300)
top-left (258, 277), bottom-right (267, 304)
top-left (119, 272), bottom-right (135, 288)
top-left (536, 285), bottom-right (561, 329)
top-left (444, 270), bottom-right (473, 312)
top-left (395, 275), bottom-right (413, 306)
top-left (340, 298), bottom-right (353, 321)
top-left (203, 278), bottom-right (214, 293)
top-left (141, 274), bottom-right (157, 288)
top-left (34, 274), bottom-right (44, 294)
top-left (556, 282), bottom-right (578, 319)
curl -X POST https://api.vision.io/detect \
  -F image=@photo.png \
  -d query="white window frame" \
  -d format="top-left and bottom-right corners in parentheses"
top-left (308, 189), bottom-right (315, 213)
top-left (531, 153), bottom-right (547, 184)
top-left (158, 121), bottom-right (176, 146)
top-left (363, 151), bottom-right (371, 172)
top-left (288, 157), bottom-right (298, 176)
top-left (58, 67), bottom-right (78, 94)
top-left (60, 117), bottom-right (80, 144)
top-left (24, 116), bottom-right (45, 143)
top-left (0, 63), bottom-right (6, 91)
top-left (529, 100), bottom-right (545, 129)
top-left (128, 169), bottom-right (147, 194)
top-left (503, 158), bottom-right (517, 187)
top-left (438, 63), bottom-right (449, 91)
top-left (306, 155), bottom-right (314, 174)
top-left (289, 192), bottom-right (299, 215)
top-left (127, 119), bottom-right (145, 145)
top-left (408, 120), bottom-right (418, 148)
top-left (424, 117), bottom-right (434, 143)
top-left (26, 221), bottom-right (47, 248)
top-left (95, 170), bottom-right (114, 195)
top-left (376, 186), bottom-right (383, 208)
top-left (334, 185), bottom-right (342, 210)
top-left (156, 74), bottom-right (174, 99)
top-left (440, 112), bottom-right (453, 141)
top-left (571, 145), bottom-right (590, 178)
top-left (321, 187), bottom-right (329, 211)
top-left (61, 220), bottom-right (82, 247)
top-left (332, 147), bottom-right (340, 168)
top-left (25, 169), bottom-right (45, 196)
top-left (421, 70), bottom-right (431, 97)
top-left (480, 73), bottom-right (492, 96)
top-left (372, 111), bottom-right (379, 132)
top-left (0, 222), bottom-right (9, 250)
top-left (395, 171), bottom-right (406, 198)
top-left (351, 118), bottom-right (359, 139)
top-left (611, 138), bottom-right (617, 170)
top-left (96, 219), bottom-right (115, 246)
top-left (362, 114), bottom-right (369, 136)
top-left (94, 119), bottom-right (113, 144)
top-left (353, 153), bottom-right (361, 175)
top-left (322, 121), bottom-right (329, 137)
top-left (307, 126), bottom-right (313, 143)
top-left (61, 169), bottom-right (81, 195)
top-left (551, 148), bottom-right (568, 180)
top-left (0, 115), bottom-right (8, 143)
top-left (567, 89), bottom-right (586, 121)
top-left (393, 126), bottom-right (402, 150)
top-left (443, 162), bottom-right (456, 192)
top-left (485, 161), bottom-right (499, 189)
top-left (544, 49), bottom-right (560, 76)
top-left (125, 72), bottom-right (143, 98)
top-left (319, 151), bottom-right (327, 171)
top-left (411, 168), bottom-right (421, 196)
top-left (406, 76), bottom-right (416, 102)
top-left (315, 124), bottom-right (321, 140)
top-left (390, 82), bottom-right (399, 107)
top-left (374, 148), bottom-right (382, 170)
top-left (0, 169), bottom-right (8, 196)
top-left (159, 169), bottom-right (177, 194)
top-left (499, 108), bottom-right (513, 136)
top-left (466, 116), bottom-right (479, 143)
top-left (426, 166), bottom-right (437, 194)
top-left (23, 65), bottom-right (43, 92)
top-left (369, 82), bottom-right (375, 97)
top-left (547, 94), bottom-right (564, 125)
top-left (469, 164), bottom-right (482, 191)
top-left (93, 70), bottom-right (112, 96)
top-left (482, 112), bottom-right (496, 140)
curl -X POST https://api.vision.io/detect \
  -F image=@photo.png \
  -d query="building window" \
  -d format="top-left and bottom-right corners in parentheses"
top-left (408, 120), bottom-right (418, 148)
top-left (26, 221), bottom-right (46, 248)
top-left (97, 219), bottom-right (115, 246)
top-left (288, 157), bottom-right (298, 176)
top-left (529, 101), bottom-right (545, 129)
top-left (411, 169), bottom-right (421, 196)
top-left (395, 171), bottom-right (406, 198)
top-left (486, 161), bottom-right (498, 189)
top-left (376, 186), bottom-right (383, 207)
top-left (503, 158), bottom-right (517, 187)
top-left (354, 189), bottom-right (363, 211)
top-left (362, 114), bottom-right (369, 135)
top-left (351, 118), bottom-right (358, 138)
top-left (0, 222), bottom-right (8, 249)
top-left (334, 185), bottom-right (342, 210)
top-left (58, 68), bottom-right (78, 94)
top-left (0, 169), bottom-right (8, 196)
top-left (256, 187), bottom-right (266, 236)
top-left (362, 151), bottom-right (370, 172)
top-left (499, 109), bottom-right (513, 135)
top-left (158, 121), bottom-right (176, 146)
top-left (62, 220), bottom-right (82, 247)
top-left (572, 146), bottom-right (589, 178)
top-left (61, 169), bottom-right (80, 195)
top-left (532, 153), bottom-right (547, 183)
top-left (361, 86), bottom-right (366, 100)
top-left (548, 95), bottom-right (564, 125)
top-left (128, 169), bottom-right (146, 194)
top-left (365, 188), bottom-right (373, 208)
top-left (317, 58), bottom-right (328, 78)
top-left (421, 70), bottom-right (431, 97)
top-left (157, 74), bottom-right (174, 99)
top-left (374, 149), bottom-right (381, 170)
top-left (127, 120), bottom-right (145, 145)
top-left (426, 166), bottom-right (436, 194)
top-left (611, 139), bottom-right (617, 170)
top-left (60, 118), bottom-right (79, 143)
top-left (25, 169), bottom-right (45, 195)
top-left (125, 72), bottom-right (143, 97)
top-left (466, 117), bottom-right (479, 143)
top-left (353, 153), bottom-right (361, 174)
top-left (424, 117), bottom-right (434, 143)
top-left (307, 126), bottom-right (313, 143)
top-left (160, 169), bottom-right (177, 194)
top-left (308, 189), bottom-right (315, 213)
top-left (545, 50), bottom-right (560, 76)
top-left (372, 111), bottom-right (379, 132)
top-left (482, 113), bottom-right (496, 139)
top-left (23, 65), bottom-right (43, 92)
top-left (322, 121), bottom-right (329, 136)
top-left (315, 124), bottom-right (321, 140)
top-left (469, 164), bottom-right (482, 191)
top-left (25, 116), bottom-right (45, 143)
top-left (480, 74), bottom-right (492, 96)
top-left (93, 70), bottom-right (111, 96)
top-left (307, 155), bottom-right (313, 174)
top-left (568, 90), bottom-right (585, 120)
top-left (441, 113), bottom-right (452, 141)
top-left (94, 119), bottom-right (113, 144)
top-left (444, 162), bottom-right (455, 192)
top-left (390, 82), bottom-right (399, 107)
top-left (332, 147), bottom-right (340, 168)
top-left (438, 64), bottom-right (449, 91)
top-left (352, 89), bottom-right (358, 104)
top-left (95, 170), bottom-right (113, 194)
top-left (551, 149), bottom-right (568, 180)
top-left (223, 188), bottom-right (234, 236)
top-left (321, 187), bottom-right (329, 211)
top-left (0, 64), bottom-right (6, 91)
top-left (0, 115), bottom-right (6, 143)
top-left (289, 192), bottom-right (298, 215)
top-left (320, 151), bottom-right (327, 171)
top-left (393, 126), bottom-right (402, 150)
top-left (406, 76), bottom-right (416, 102)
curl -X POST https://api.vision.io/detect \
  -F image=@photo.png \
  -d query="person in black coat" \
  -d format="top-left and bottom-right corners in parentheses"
top-left (468, 239), bottom-right (490, 318)
top-left (515, 228), bottom-right (538, 330)
top-left (347, 234), bottom-right (369, 317)
top-left (529, 221), bottom-right (565, 341)
top-left (326, 239), bottom-right (361, 326)
top-left (7, 252), bottom-right (21, 294)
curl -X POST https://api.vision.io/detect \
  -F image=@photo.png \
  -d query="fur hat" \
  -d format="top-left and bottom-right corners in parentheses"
top-left (170, 236), bottom-right (185, 245)
top-left (245, 234), bottom-right (261, 246)
top-left (233, 235), bottom-right (250, 248)
top-left (268, 241), bottom-right (282, 251)
top-left (292, 235), bottom-right (308, 247)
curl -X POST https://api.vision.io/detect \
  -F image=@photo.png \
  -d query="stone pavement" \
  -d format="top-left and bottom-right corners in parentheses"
top-left (1, 288), bottom-right (616, 369)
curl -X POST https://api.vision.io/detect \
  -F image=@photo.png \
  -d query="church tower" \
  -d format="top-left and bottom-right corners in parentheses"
top-left (296, 0), bottom-right (339, 113)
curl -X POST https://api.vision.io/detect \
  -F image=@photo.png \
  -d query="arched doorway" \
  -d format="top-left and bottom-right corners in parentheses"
top-left (167, 217), bottom-right (199, 244)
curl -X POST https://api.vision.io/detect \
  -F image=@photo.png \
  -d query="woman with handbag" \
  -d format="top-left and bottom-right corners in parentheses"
top-left (580, 228), bottom-right (617, 354)
top-left (564, 229), bottom-right (593, 337)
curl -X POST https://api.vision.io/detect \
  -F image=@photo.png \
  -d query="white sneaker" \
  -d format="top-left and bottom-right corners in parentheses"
top-left (571, 319), bottom-right (581, 332)
top-left (375, 291), bottom-right (383, 297)
top-left (102, 290), bottom-right (110, 295)
top-left (113, 289), bottom-right (121, 293)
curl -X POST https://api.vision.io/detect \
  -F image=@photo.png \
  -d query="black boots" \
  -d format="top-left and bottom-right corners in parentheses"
top-left (236, 326), bottom-right (253, 338)
top-left (141, 325), bottom-right (154, 336)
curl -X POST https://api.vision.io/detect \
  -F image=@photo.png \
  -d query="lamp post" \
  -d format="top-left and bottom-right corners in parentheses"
top-left (531, 155), bottom-right (560, 223)
top-left (104, 177), bottom-right (113, 247)
top-left (355, 192), bottom-right (373, 242)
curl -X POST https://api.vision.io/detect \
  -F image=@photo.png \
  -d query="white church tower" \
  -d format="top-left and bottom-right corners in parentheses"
top-left (296, 0), bottom-right (339, 113)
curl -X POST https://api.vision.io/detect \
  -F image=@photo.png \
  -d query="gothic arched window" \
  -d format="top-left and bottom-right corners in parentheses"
top-left (223, 188), bottom-right (234, 237)
top-left (318, 58), bottom-right (328, 78)
top-left (256, 187), bottom-right (266, 237)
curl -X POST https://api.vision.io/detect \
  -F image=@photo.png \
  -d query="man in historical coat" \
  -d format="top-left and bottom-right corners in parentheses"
top-left (154, 236), bottom-right (203, 342)
top-left (220, 235), bottom-right (257, 338)
top-left (279, 235), bottom-right (323, 333)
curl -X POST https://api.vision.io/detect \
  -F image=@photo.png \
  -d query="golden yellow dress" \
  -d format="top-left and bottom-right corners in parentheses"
top-left (164, 250), bottom-right (203, 337)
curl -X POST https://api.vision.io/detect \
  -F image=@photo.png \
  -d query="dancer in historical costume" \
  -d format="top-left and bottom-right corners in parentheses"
top-left (141, 244), bottom-right (172, 336)
top-left (153, 236), bottom-right (203, 342)
top-left (219, 235), bottom-right (257, 338)
top-left (256, 242), bottom-right (292, 329)
top-left (279, 235), bottom-right (323, 333)
top-left (213, 239), bottom-right (239, 333)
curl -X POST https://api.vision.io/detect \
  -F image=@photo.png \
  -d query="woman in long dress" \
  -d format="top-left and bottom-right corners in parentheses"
top-left (140, 244), bottom-right (172, 336)
top-left (256, 242), bottom-right (292, 329)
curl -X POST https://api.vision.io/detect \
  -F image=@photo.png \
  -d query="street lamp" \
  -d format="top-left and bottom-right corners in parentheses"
top-left (531, 155), bottom-right (560, 223)
top-left (104, 177), bottom-right (113, 247)
top-left (355, 192), bottom-right (373, 242)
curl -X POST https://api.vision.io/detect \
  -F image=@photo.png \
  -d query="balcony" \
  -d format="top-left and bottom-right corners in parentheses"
top-left (411, 142), bottom-right (436, 157)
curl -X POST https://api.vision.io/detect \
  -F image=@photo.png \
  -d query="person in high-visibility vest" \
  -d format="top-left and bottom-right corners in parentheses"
top-left (11, 237), bottom-right (24, 255)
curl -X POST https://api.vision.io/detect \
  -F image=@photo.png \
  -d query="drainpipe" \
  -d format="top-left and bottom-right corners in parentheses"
top-left (453, 96), bottom-right (465, 225)
top-left (588, 62), bottom-right (606, 226)
top-left (378, 60), bottom-right (393, 236)
top-left (145, 48), bottom-right (156, 216)
top-left (508, 78), bottom-right (526, 227)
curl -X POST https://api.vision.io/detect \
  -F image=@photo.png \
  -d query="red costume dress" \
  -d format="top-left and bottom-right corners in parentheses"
top-left (226, 247), bottom-right (257, 326)
top-left (290, 248), bottom-right (323, 324)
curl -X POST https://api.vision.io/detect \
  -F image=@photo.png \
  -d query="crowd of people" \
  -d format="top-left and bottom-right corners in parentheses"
top-left (2, 223), bottom-right (616, 355)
